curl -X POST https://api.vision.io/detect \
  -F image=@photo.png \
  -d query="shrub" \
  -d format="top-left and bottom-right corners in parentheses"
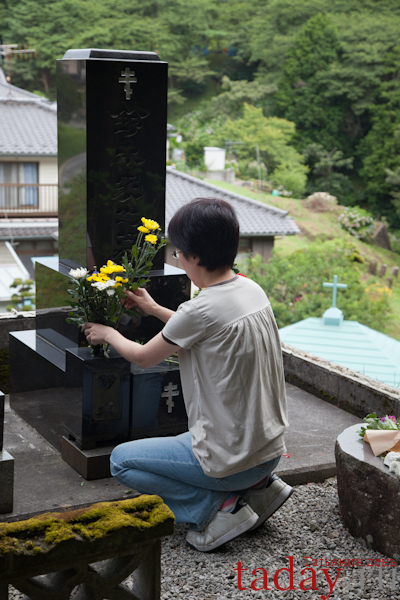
top-left (338, 206), bottom-right (375, 241)
top-left (303, 192), bottom-right (338, 212)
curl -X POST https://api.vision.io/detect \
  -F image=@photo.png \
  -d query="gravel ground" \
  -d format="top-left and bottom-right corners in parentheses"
top-left (158, 478), bottom-right (397, 600)
top-left (8, 478), bottom-right (397, 599)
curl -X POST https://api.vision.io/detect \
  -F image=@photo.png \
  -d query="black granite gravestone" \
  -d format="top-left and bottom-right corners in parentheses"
top-left (0, 390), bottom-right (14, 513)
top-left (0, 391), bottom-right (4, 452)
top-left (9, 49), bottom-right (190, 478)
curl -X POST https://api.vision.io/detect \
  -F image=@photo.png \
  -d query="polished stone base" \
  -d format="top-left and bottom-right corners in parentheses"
top-left (61, 436), bottom-right (113, 480)
top-left (0, 450), bottom-right (14, 514)
top-left (335, 424), bottom-right (400, 560)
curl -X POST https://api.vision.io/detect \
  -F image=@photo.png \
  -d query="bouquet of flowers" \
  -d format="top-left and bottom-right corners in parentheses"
top-left (357, 413), bottom-right (399, 438)
top-left (66, 218), bottom-right (165, 358)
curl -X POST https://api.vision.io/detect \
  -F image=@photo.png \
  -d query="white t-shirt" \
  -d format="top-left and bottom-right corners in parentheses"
top-left (162, 275), bottom-right (288, 477)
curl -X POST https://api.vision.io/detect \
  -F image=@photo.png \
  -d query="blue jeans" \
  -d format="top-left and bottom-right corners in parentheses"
top-left (110, 431), bottom-right (280, 530)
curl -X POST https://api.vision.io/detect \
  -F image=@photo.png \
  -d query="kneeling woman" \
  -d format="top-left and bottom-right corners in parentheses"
top-left (83, 198), bottom-right (292, 552)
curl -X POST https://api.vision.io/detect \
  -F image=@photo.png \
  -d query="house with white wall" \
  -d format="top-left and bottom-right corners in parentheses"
top-left (0, 69), bottom-right (58, 309)
top-left (0, 67), bottom-right (57, 216)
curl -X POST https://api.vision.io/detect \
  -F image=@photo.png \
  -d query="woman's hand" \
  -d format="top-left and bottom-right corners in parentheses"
top-left (82, 322), bottom-right (113, 346)
top-left (124, 288), bottom-right (156, 315)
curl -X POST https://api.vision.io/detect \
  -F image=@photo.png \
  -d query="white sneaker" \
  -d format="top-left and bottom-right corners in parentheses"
top-left (245, 473), bottom-right (293, 531)
top-left (186, 500), bottom-right (259, 552)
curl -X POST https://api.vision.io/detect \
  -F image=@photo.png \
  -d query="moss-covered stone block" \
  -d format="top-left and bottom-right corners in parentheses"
top-left (0, 495), bottom-right (174, 599)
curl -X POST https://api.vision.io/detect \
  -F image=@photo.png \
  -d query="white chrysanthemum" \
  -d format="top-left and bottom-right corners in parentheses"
top-left (106, 288), bottom-right (115, 296)
top-left (69, 267), bottom-right (88, 279)
top-left (91, 280), bottom-right (116, 291)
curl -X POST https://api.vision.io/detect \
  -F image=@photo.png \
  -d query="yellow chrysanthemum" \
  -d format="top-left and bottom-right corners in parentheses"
top-left (145, 234), bottom-right (158, 245)
top-left (138, 226), bottom-right (150, 233)
top-left (100, 264), bottom-right (125, 274)
top-left (90, 272), bottom-right (110, 282)
top-left (107, 260), bottom-right (115, 267)
top-left (115, 277), bottom-right (129, 283)
top-left (141, 217), bottom-right (160, 231)
top-left (115, 282), bottom-right (123, 287)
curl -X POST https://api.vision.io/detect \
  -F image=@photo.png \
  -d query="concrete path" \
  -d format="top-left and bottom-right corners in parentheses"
top-left (1, 382), bottom-right (362, 522)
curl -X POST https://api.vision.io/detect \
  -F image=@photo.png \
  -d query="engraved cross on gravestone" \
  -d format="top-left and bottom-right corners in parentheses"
top-left (161, 382), bottom-right (179, 413)
top-left (119, 67), bottom-right (137, 100)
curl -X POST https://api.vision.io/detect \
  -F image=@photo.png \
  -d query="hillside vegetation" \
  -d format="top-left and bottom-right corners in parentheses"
top-left (3, 1), bottom-right (400, 233)
top-left (209, 179), bottom-right (400, 341)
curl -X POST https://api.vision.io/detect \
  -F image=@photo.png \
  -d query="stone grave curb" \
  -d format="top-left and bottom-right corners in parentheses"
top-left (282, 343), bottom-right (400, 418)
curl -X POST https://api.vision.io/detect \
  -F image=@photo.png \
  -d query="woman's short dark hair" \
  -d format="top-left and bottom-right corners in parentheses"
top-left (168, 198), bottom-right (239, 271)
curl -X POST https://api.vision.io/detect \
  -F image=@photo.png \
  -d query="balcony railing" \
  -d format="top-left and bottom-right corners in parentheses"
top-left (0, 183), bottom-right (58, 216)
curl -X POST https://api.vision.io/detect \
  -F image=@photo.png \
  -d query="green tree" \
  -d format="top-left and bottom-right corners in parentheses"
top-left (303, 143), bottom-right (354, 200)
top-left (208, 75), bottom-right (276, 120)
top-left (274, 14), bottom-right (347, 151)
top-left (220, 104), bottom-right (308, 196)
top-left (385, 167), bottom-right (400, 218)
top-left (358, 46), bottom-right (400, 227)
top-left (0, 0), bottom-right (229, 103)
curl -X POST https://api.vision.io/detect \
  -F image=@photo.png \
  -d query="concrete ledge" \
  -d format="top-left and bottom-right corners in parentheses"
top-left (276, 463), bottom-right (337, 487)
top-left (0, 313), bottom-right (35, 350)
top-left (282, 343), bottom-right (400, 418)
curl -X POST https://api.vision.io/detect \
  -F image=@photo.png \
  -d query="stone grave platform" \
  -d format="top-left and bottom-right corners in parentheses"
top-left (1, 382), bottom-right (362, 522)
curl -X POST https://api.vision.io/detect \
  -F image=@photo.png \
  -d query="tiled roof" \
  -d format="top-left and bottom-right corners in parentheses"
top-left (166, 168), bottom-right (300, 236)
top-left (0, 218), bottom-right (58, 240)
top-left (0, 226), bottom-right (58, 239)
top-left (0, 68), bottom-right (57, 156)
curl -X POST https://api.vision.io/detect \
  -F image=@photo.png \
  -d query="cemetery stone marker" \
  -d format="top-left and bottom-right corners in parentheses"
top-left (9, 49), bottom-right (190, 479)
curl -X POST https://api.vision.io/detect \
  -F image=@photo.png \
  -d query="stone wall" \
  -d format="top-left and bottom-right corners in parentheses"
top-left (282, 343), bottom-right (400, 418)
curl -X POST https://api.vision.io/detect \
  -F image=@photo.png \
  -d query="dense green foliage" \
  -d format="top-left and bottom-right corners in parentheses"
top-left (219, 105), bottom-right (308, 195)
top-left (239, 240), bottom-right (391, 332)
top-left (274, 14), bottom-right (345, 151)
top-left (3, 0), bottom-right (400, 228)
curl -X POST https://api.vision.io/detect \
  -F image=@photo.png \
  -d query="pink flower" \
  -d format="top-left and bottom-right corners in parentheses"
top-left (381, 415), bottom-right (397, 423)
